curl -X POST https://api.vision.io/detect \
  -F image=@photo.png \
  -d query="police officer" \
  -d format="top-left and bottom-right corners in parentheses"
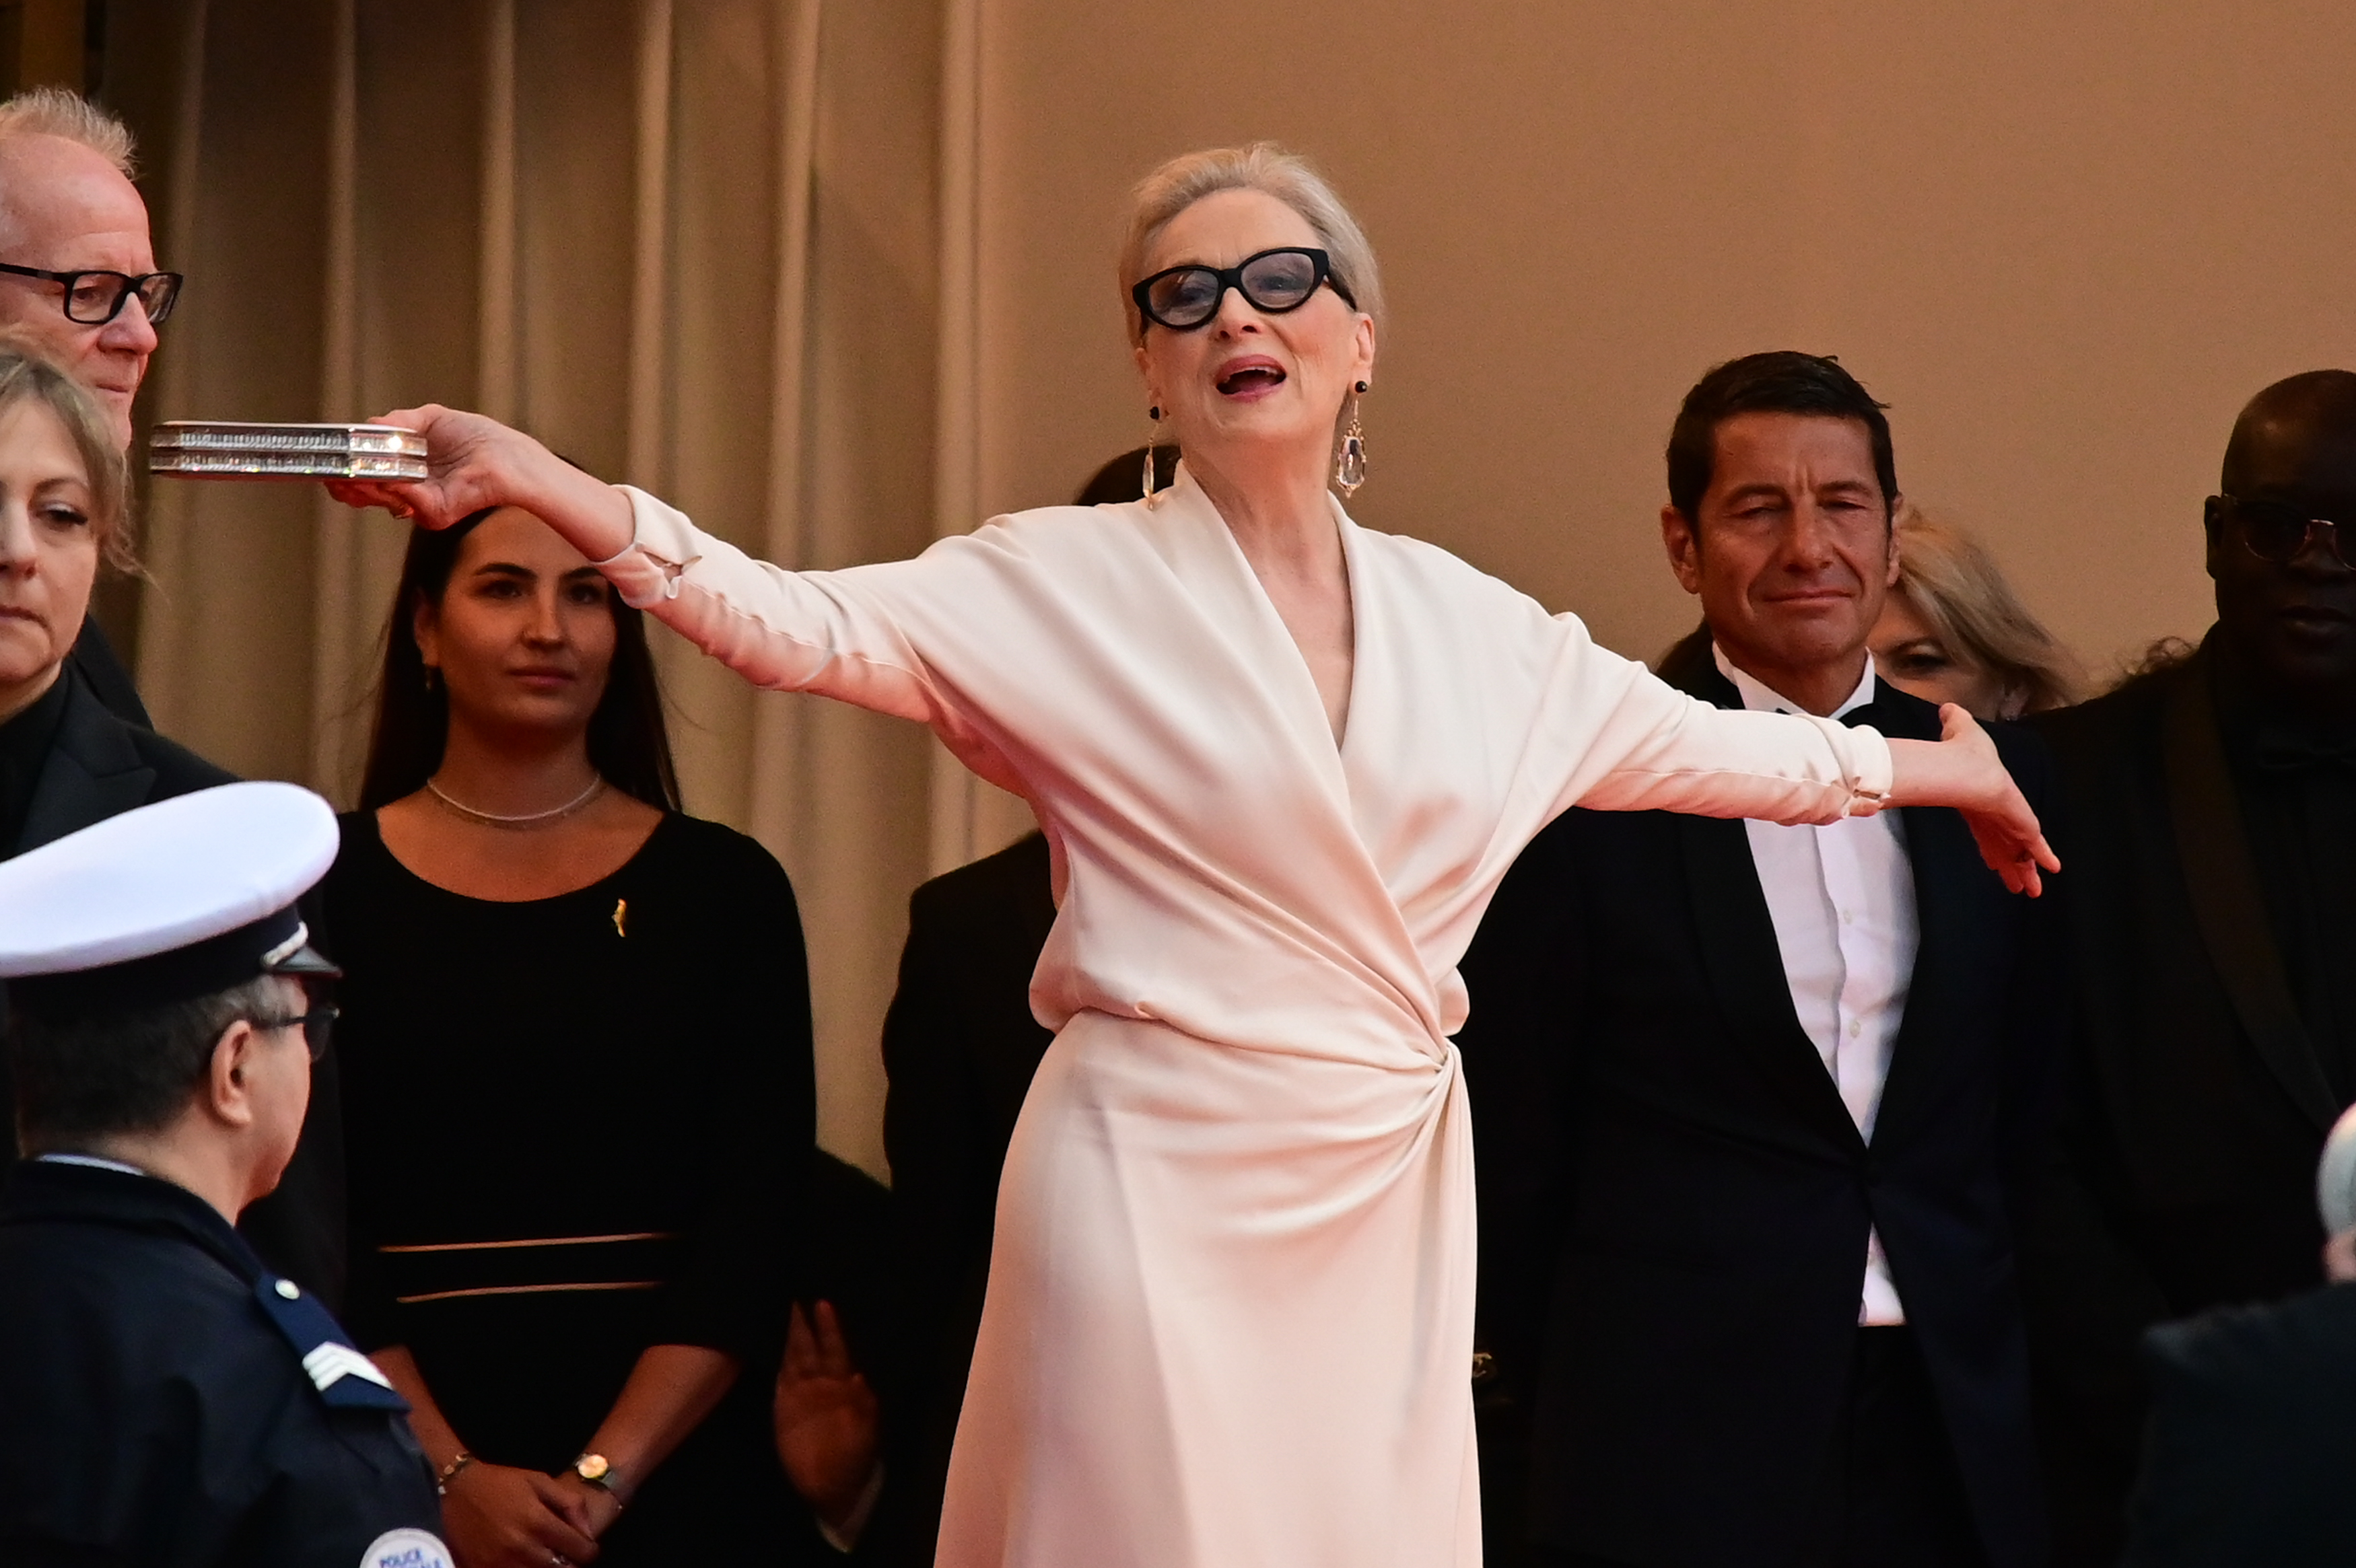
top-left (0, 781), bottom-right (449, 1568)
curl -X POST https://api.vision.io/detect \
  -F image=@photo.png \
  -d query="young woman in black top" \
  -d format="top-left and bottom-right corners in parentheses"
top-left (326, 502), bottom-right (814, 1567)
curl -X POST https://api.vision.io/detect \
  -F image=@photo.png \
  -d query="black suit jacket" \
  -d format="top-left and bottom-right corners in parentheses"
top-left (2119, 1284), bottom-right (2356, 1567)
top-left (2019, 641), bottom-right (2352, 1564)
top-left (0, 668), bottom-right (345, 1305)
top-left (1459, 637), bottom-right (2063, 1568)
top-left (879, 831), bottom-right (1058, 1563)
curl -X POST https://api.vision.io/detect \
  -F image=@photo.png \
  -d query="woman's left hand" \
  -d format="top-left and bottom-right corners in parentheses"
top-left (550, 1470), bottom-right (627, 1540)
top-left (1886, 705), bottom-right (2060, 896)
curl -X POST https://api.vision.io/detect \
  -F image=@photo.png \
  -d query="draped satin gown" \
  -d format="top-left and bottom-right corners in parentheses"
top-left (594, 470), bottom-right (1893, 1568)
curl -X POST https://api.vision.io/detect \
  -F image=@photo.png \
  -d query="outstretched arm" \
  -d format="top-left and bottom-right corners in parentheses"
top-left (1574, 666), bottom-right (2055, 894)
top-left (330, 408), bottom-right (1026, 795)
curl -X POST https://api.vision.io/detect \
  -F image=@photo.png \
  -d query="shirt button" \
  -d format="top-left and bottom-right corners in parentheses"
top-left (275, 1279), bottom-right (301, 1299)
top-left (1840, 908), bottom-right (1854, 925)
top-left (1847, 1018), bottom-right (1863, 1038)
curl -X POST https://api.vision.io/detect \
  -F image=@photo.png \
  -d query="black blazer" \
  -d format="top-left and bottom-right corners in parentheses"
top-left (2019, 642), bottom-right (2353, 1564)
top-left (879, 830), bottom-right (1058, 1563)
top-left (2120, 1284), bottom-right (2356, 1567)
top-left (1458, 638), bottom-right (2063, 1568)
top-left (6, 662), bottom-right (226, 857)
top-left (0, 668), bottom-right (345, 1306)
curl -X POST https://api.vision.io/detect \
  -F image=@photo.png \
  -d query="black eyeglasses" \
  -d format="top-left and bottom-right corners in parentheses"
top-left (250, 1003), bottom-right (340, 1063)
top-left (0, 262), bottom-right (183, 326)
top-left (2218, 493), bottom-right (2356, 569)
top-left (1131, 247), bottom-right (1355, 332)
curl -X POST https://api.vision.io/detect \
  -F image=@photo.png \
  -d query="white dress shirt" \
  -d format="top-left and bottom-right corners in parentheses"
top-left (1716, 647), bottom-right (1917, 1325)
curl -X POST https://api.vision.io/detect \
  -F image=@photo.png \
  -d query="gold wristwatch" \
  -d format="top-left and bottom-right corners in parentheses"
top-left (572, 1453), bottom-right (624, 1504)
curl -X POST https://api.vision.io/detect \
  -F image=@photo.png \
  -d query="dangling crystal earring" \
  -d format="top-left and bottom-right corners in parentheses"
top-left (1335, 381), bottom-right (1369, 497)
top-left (1142, 406), bottom-right (1163, 508)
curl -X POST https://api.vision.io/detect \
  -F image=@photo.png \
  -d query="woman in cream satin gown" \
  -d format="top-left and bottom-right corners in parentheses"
top-left (335, 145), bottom-right (2052, 1568)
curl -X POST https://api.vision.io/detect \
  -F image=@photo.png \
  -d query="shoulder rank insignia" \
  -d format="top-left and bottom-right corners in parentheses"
top-left (254, 1276), bottom-right (411, 1412)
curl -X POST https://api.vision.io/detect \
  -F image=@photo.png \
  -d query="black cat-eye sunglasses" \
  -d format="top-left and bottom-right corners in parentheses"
top-left (1132, 247), bottom-right (1357, 332)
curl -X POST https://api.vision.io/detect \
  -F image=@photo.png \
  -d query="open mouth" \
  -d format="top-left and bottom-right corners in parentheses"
top-left (1215, 359), bottom-right (1286, 396)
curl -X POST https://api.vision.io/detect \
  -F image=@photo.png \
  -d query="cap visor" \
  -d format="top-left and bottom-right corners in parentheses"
top-left (265, 943), bottom-right (343, 981)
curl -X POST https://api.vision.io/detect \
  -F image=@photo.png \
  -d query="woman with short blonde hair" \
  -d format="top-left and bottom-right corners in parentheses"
top-left (1871, 507), bottom-right (2082, 719)
top-left (335, 143), bottom-right (2053, 1567)
top-left (0, 337), bottom-right (209, 871)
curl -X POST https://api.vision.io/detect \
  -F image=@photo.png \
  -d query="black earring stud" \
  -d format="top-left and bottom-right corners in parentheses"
top-left (1355, 381), bottom-right (1368, 394)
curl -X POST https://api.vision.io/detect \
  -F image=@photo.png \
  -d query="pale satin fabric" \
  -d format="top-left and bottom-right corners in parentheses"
top-left (598, 470), bottom-right (1893, 1568)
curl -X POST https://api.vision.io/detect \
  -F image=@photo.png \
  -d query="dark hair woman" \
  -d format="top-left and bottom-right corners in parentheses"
top-left (323, 501), bottom-right (815, 1567)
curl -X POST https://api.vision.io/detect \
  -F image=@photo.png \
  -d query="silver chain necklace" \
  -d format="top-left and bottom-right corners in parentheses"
top-left (425, 773), bottom-right (607, 829)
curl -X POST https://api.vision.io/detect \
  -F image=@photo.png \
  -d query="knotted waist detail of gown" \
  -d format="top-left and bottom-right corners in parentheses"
top-left (940, 991), bottom-right (1482, 1568)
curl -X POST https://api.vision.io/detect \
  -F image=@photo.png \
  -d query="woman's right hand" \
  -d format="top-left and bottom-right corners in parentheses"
top-left (324, 404), bottom-right (635, 560)
top-left (440, 1460), bottom-right (603, 1568)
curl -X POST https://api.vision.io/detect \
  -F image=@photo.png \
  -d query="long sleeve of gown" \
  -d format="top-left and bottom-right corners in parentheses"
top-left (1394, 538), bottom-right (1894, 839)
top-left (1566, 660), bottom-right (1893, 824)
top-left (598, 486), bottom-right (1031, 795)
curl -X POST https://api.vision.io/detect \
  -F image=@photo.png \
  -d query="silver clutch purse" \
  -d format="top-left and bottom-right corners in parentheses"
top-left (149, 421), bottom-right (428, 480)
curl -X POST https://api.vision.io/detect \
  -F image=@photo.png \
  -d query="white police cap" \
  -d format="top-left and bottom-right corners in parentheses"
top-left (0, 782), bottom-right (341, 1017)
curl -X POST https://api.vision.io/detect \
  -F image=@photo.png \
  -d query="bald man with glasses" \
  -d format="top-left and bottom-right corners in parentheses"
top-left (2021, 369), bottom-right (2356, 1563)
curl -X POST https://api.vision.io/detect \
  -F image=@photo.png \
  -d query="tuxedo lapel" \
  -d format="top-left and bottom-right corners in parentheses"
top-left (1871, 801), bottom-right (1976, 1143)
top-left (1678, 815), bottom-right (1869, 1154)
top-left (2161, 657), bottom-right (2339, 1133)
top-left (1663, 635), bottom-right (1865, 1155)
top-left (12, 672), bottom-right (155, 857)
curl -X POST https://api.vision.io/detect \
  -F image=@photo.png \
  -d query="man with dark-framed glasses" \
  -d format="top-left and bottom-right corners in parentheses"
top-left (0, 85), bottom-right (174, 728)
top-left (2021, 369), bottom-right (2356, 1563)
top-left (0, 89), bottom-right (176, 452)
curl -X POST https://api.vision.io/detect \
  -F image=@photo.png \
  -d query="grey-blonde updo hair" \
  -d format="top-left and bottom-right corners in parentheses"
top-left (1119, 143), bottom-right (1383, 343)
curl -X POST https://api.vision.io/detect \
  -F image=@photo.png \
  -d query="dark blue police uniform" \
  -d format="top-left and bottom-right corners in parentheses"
top-left (0, 1157), bottom-right (445, 1567)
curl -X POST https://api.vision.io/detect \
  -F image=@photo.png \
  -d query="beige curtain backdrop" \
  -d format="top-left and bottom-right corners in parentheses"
top-left (89, 1), bottom-right (2356, 1173)
top-left (98, 0), bottom-right (1031, 1179)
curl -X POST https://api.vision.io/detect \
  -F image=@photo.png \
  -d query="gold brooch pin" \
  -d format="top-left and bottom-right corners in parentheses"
top-left (612, 898), bottom-right (628, 937)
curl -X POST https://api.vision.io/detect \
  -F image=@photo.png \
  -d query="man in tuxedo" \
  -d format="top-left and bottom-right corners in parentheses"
top-left (2019, 370), bottom-right (2356, 1563)
top-left (1459, 351), bottom-right (2060, 1568)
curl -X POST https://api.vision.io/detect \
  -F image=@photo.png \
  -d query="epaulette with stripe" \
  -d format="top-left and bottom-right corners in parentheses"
top-left (252, 1276), bottom-right (411, 1412)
